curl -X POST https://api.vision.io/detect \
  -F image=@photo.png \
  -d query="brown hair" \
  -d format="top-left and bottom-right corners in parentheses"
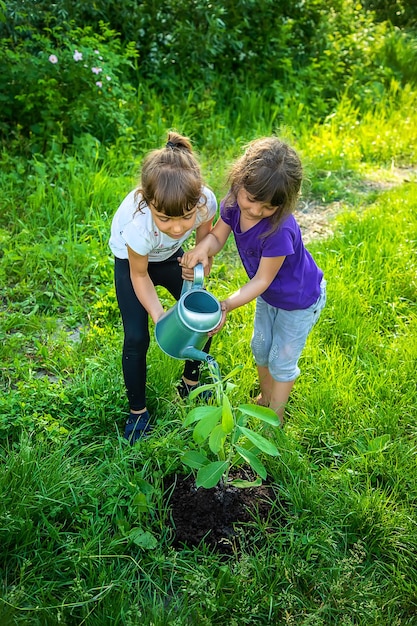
top-left (134, 131), bottom-right (207, 217)
top-left (224, 136), bottom-right (303, 233)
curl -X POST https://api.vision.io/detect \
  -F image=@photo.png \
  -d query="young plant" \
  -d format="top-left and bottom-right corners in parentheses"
top-left (181, 359), bottom-right (281, 489)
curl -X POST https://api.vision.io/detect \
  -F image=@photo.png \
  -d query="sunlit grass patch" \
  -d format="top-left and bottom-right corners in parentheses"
top-left (1, 87), bottom-right (417, 624)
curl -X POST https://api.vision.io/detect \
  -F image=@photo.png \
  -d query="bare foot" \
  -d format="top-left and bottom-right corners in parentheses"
top-left (256, 393), bottom-right (268, 407)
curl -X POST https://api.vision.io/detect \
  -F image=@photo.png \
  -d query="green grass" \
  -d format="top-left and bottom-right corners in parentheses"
top-left (1, 83), bottom-right (417, 624)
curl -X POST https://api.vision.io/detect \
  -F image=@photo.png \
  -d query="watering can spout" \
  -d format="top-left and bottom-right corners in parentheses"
top-left (180, 346), bottom-right (211, 362)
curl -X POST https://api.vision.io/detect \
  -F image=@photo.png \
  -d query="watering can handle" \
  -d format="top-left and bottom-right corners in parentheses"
top-left (180, 263), bottom-right (204, 296)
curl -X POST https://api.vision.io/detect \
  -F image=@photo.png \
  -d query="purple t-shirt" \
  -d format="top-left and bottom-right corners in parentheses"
top-left (221, 201), bottom-right (323, 310)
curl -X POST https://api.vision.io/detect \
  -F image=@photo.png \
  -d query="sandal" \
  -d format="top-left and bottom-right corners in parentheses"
top-left (123, 411), bottom-right (152, 444)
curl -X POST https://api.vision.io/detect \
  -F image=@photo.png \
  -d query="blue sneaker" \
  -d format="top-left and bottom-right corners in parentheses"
top-left (123, 411), bottom-right (152, 444)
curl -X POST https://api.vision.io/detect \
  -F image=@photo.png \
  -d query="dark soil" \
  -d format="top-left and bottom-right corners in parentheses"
top-left (164, 470), bottom-right (278, 555)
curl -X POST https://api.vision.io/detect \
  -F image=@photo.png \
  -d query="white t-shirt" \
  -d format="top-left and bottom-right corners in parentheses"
top-left (109, 186), bottom-right (217, 262)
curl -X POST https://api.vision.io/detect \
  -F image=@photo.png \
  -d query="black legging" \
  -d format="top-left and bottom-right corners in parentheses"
top-left (114, 251), bottom-right (212, 411)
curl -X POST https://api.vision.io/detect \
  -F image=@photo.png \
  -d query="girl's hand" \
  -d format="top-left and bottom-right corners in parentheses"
top-left (178, 255), bottom-right (213, 281)
top-left (205, 256), bottom-right (213, 276)
top-left (208, 300), bottom-right (228, 336)
top-left (155, 309), bottom-right (166, 322)
top-left (179, 249), bottom-right (210, 271)
top-left (180, 265), bottom-right (195, 281)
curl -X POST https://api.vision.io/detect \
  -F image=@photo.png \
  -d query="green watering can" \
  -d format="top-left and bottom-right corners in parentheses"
top-left (155, 263), bottom-right (222, 362)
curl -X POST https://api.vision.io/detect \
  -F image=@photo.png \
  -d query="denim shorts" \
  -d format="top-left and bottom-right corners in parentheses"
top-left (250, 279), bottom-right (327, 382)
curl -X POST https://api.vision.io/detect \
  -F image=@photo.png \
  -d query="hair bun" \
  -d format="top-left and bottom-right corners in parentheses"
top-left (165, 132), bottom-right (193, 153)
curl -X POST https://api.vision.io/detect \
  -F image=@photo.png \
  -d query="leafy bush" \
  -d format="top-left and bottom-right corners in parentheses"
top-left (1, 0), bottom-right (416, 157)
top-left (0, 20), bottom-right (137, 152)
top-left (3, 1), bottom-right (415, 109)
top-left (362, 0), bottom-right (417, 27)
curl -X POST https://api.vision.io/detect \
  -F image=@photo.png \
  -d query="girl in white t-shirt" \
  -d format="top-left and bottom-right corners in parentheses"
top-left (109, 132), bottom-right (217, 443)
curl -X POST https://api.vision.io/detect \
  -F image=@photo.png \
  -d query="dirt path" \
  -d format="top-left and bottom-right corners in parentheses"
top-left (295, 166), bottom-right (416, 243)
top-left (295, 201), bottom-right (342, 243)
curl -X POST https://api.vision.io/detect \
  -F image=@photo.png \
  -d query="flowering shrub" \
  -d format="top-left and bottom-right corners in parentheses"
top-left (0, 21), bottom-right (138, 152)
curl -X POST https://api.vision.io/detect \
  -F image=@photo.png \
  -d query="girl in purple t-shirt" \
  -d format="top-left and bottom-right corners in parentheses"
top-left (180, 137), bottom-right (326, 424)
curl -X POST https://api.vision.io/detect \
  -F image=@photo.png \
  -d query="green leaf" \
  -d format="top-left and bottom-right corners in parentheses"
top-left (222, 364), bottom-right (244, 381)
top-left (230, 477), bottom-right (262, 488)
top-left (222, 394), bottom-right (234, 433)
top-left (184, 405), bottom-right (220, 427)
top-left (132, 492), bottom-right (149, 514)
top-left (209, 424), bottom-right (226, 455)
top-left (234, 444), bottom-right (267, 479)
top-left (232, 413), bottom-right (247, 444)
top-left (128, 527), bottom-right (158, 550)
top-left (193, 409), bottom-right (222, 444)
top-left (237, 426), bottom-right (279, 456)
top-left (367, 434), bottom-right (391, 453)
top-left (238, 404), bottom-right (280, 426)
top-left (196, 461), bottom-right (229, 489)
top-left (181, 450), bottom-right (209, 469)
top-left (135, 478), bottom-right (154, 495)
top-left (189, 383), bottom-right (215, 401)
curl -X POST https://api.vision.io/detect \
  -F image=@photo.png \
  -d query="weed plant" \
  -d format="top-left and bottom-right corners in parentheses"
top-left (1, 85), bottom-right (417, 623)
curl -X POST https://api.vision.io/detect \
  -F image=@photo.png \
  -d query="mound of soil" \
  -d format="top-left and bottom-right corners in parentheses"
top-left (164, 470), bottom-right (277, 555)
